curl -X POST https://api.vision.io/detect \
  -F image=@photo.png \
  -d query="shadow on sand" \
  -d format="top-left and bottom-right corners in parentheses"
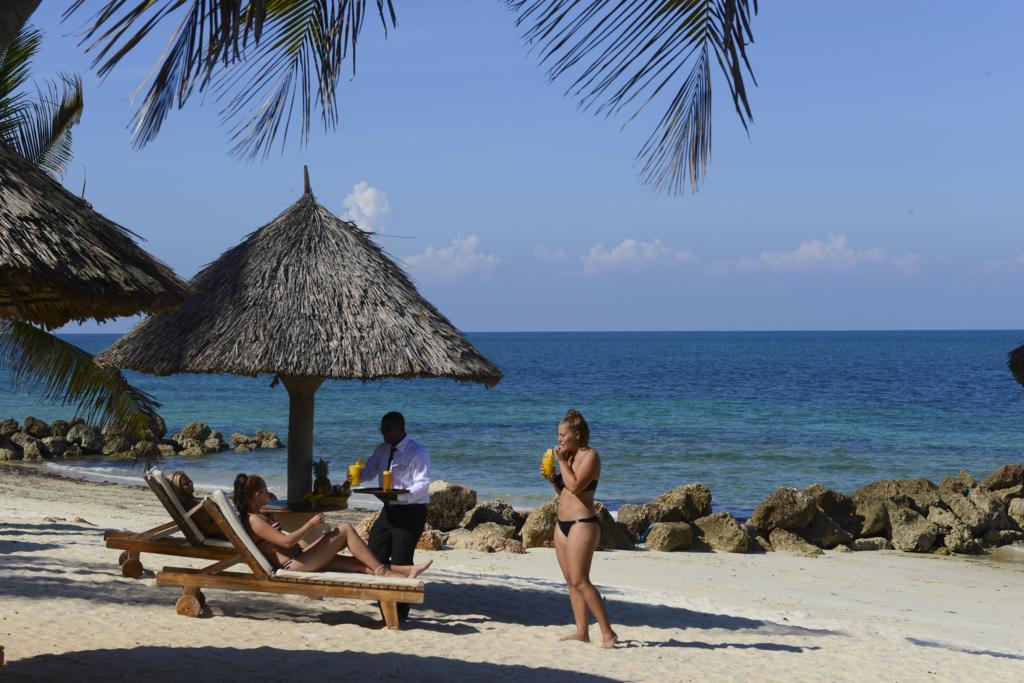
top-left (1, 521), bottom-right (837, 660)
top-left (905, 637), bottom-right (1024, 661)
top-left (426, 570), bottom-right (837, 638)
top-left (1, 646), bottom-right (622, 682)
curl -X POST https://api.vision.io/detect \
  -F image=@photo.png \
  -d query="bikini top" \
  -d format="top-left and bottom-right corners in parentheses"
top-left (252, 515), bottom-right (298, 555)
top-left (555, 474), bottom-right (598, 492)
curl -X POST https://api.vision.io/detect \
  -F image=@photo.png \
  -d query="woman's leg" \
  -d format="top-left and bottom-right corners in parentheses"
top-left (328, 522), bottom-right (389, 571)
top-left (303, 523), bottom-right (433, 578)
top-left (288, 531), bottom-right (351, 572)
top-left (290, 523), bottom-right (382, 573)
top-left (386, 559), bottom-right (433, 579)
top-left (555, 522), bottom-right (590, 642)
top-left (564, 522), bottom-right (617, 648)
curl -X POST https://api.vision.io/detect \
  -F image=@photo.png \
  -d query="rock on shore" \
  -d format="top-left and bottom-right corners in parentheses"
top-left (0, 417), bottom-right (283, 461)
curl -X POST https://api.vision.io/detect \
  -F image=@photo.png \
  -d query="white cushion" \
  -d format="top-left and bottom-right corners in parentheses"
top-left (148, 469), bottom-right (206, 544)
top-left (274, 569), bottom-right (423, 589)
top-left (210, 489), bottom-right (275, 577)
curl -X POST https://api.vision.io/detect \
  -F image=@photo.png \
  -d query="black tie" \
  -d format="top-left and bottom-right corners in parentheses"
top-left (386, 445), bottom-right (397, 471)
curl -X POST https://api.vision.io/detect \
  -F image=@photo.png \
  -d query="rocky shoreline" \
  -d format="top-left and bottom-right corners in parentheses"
top-left (411, 464), bottom-right (1024, 558)
top-left (3, 416), bottom-right (1022, 560)
top-left (0, 416), bottom-right (283, 462)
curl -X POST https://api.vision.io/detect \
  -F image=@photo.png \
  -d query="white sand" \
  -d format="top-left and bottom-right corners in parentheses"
top-left (1, 464), bottom-right (1022, 682)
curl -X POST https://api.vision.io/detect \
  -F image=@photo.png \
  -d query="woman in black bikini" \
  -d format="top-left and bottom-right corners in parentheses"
top-left (233, 474), bottom-right (431, 578)
top-left (541, 409), bottom-right (617, 648)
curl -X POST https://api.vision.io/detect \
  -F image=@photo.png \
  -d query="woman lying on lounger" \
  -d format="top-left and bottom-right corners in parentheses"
top-left (232, 473), bottom-right (431, 578)
top-left (540, 409), bottom-right (618, 648)
top-left (168, 471), bottom-right (226, 540)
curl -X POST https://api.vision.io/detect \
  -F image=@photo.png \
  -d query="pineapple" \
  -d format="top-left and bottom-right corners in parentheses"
top-left (312, 458), bottom-right (332, 495)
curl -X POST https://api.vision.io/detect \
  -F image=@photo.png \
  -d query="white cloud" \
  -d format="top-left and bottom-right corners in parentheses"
top-left (342, 181), bottom-right (390, 232)
top-left (965, 253), bottom-right (1024, 276)
top-left (580, 238), bottom-right (696, 274)
top-left (403, 235), bottom-right (500, 282)
top-left (534, 244), bottom-right (567, 262)
top-left (711, 235), bottom-right (924, 275)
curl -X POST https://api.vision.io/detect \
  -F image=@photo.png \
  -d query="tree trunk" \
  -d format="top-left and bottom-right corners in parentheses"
top-left (0, 0), bottom-right (41, 55)
top-left (282, 375), bottom-right (324, 504)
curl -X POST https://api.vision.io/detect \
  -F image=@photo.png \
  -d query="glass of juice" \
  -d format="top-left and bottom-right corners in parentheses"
top-left (542, 448), bottom-right (555, 478)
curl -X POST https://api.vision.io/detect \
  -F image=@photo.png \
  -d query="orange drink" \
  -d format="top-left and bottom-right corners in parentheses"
top-left (542, 449), bottom-right (555, 478)
top-left (348, 463), bottom-right (362, 486)
top-left (382, 470), bottom-right (393, 490)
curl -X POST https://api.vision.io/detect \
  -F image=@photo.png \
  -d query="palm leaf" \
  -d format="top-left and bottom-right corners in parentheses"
top-left (508, 0), bottom-right (757, 194)
top-left (0, 24), bottom-right (41, 147)
top-left (0, 320), bottom-right (163, 457)
top-left (65, 1), bottom-right (396, 159)
top-left (10, 72), bottom-right (84, 178)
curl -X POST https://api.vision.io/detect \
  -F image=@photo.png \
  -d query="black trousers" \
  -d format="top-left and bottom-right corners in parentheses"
top-left (368, 503), bottom-right (427, 621)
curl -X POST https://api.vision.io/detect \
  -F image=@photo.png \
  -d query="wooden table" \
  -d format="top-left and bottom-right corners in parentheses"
top-left (260, 499), bottom-right (349, 542)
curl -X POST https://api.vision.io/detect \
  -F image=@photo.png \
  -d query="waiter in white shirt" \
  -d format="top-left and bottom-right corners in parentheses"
top-left (360, 411), bottom-right (430, 622)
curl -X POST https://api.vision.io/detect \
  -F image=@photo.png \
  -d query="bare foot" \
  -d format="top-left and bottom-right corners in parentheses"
top-left (559, 632), bottom-right (590, 643)
top-left (602, 632), bottom-right (618, 649)
top-left (409, 559), bottom-right (433, 579)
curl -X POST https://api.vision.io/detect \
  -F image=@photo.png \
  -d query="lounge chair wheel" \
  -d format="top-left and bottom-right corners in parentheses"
top-left (176, 594), bottom-right (203, 618)
top-left (118, 550), bottom-right (129, 565)
top-left (121, 557), bottom-right (144, 578)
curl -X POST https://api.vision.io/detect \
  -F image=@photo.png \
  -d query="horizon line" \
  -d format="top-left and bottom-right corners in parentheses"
top-left (58, 328), bottom-right (1024, 335)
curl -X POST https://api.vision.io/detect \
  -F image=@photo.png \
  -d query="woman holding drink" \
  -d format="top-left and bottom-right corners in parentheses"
top-left (232, 473), bottom-right (431, 578)
top-left (540, 409), bottom-right (618, 648)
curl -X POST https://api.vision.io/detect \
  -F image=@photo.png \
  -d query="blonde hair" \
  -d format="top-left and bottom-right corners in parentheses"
top-left (168, 471), bottom-right (189, 494)
top-left (560, 409), bottom-right (590, 448)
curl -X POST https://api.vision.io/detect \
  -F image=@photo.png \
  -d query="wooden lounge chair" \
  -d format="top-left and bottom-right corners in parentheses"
top-left (104, 469), bottom-right (235, 578)
top-left (156, 490), bottom-right (425, 629)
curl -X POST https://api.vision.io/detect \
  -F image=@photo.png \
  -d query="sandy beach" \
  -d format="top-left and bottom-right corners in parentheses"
top-left (1, 463), bottom-right (1022, 682)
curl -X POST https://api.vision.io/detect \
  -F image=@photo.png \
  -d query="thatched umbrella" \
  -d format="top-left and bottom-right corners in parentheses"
top-left (0, 144), bottom-right (192, 328)
top-left (97, 168), bottom-right (502, 502)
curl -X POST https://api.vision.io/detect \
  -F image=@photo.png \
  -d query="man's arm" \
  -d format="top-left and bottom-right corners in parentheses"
top-left (360, 445), bottom-right (385, 482)
top-left (398, 444), bottom-right (430, 503)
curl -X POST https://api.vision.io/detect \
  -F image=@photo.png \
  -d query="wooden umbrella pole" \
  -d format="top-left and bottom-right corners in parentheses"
top-left (281, 375), bottom-right (324, 504)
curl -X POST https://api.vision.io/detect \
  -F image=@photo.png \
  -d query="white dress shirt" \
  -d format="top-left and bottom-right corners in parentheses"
top-left (362, 435), bottom-right (430, 505)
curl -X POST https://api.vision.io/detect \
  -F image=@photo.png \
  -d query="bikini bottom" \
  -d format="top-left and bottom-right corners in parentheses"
top-left (278, 547), bottom-right (302, 570)
top-left (557, 514), bottom-right (599, 537)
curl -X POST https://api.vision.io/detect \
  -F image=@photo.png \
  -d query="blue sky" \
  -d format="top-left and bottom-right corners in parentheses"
top-left (26, 2), bottom-right (1024, 332)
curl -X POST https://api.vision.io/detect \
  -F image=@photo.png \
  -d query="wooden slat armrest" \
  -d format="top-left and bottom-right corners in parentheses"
top-left (105, 533), bottom-right (237, 560)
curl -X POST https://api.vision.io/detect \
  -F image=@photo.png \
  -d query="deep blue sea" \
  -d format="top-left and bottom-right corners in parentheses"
top-left (4, 331), bottom-right (1024, 517)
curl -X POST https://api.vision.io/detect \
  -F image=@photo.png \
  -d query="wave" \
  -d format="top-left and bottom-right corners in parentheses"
top-left (44, 462), bottom-right (147, 487)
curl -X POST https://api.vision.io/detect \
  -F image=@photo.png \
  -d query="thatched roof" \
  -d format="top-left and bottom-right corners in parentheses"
top-left (96, 171), bottom-right (502, 387)
top-left (0, 144), bottom-right (192, 328)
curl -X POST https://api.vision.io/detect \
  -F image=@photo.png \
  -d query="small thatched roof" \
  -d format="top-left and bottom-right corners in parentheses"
top-left (0, 145), bottom-right (192, 328)
top-left (96, 171), bottom-right (502, 387)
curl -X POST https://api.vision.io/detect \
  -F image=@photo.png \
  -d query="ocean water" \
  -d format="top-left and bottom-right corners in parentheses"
top-left (3, 331), bottom-right (1024, 516)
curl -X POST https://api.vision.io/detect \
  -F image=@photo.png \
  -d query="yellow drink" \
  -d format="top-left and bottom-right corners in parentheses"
top-left (542, 449), bottom-right (555, 478)
top-left (348, 463), bottom-right (362, 486)
top-left (382, 470), bottom-right (393, 491)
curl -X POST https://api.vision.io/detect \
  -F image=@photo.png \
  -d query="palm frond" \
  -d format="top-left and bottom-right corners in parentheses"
top-left (0, 319), bottom-right (163, 449)
top-left (11, 72), bottom-right (84, 178)
top-left (508, 0), bottom-right (757, 194)
top-left (1008, 344), bottom-right (1024, 387)
top-left (65, 1), bottom-right (396, 159)
top-left (0, 24), bottom-right (41, 147)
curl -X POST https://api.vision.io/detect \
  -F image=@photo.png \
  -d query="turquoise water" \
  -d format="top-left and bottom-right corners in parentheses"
top-left (3, 331), bottom-right (1024, 515)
